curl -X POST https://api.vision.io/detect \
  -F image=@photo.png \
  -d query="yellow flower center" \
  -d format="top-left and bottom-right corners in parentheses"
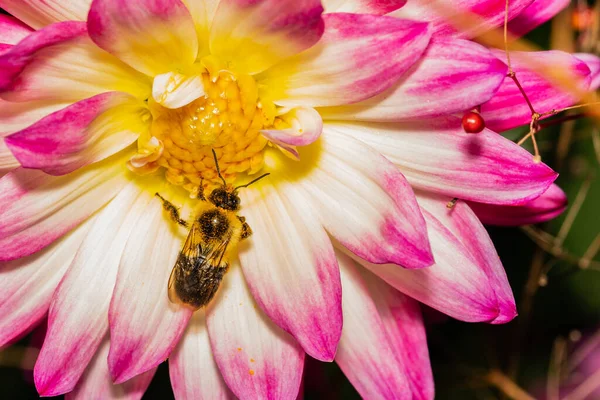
top-left (129, 67), bottom-right (279, 195)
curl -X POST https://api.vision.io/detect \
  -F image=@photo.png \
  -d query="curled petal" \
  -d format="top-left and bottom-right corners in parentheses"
top-left (210, 0), bottom-right (324, 74)
top-left (0, 0), bottom-right (91, 29)
top-left (0, 14), bottom-right (33, 45)
top-left (319, 38), bottom-right (507, 121)
top-left (88, 0), bottom-right (198, 76)
top-left (261, 107), bottom-right (322, 159)
top-left (261, 13), bottom-right (431, 107)
top-left (153, 71), bottom-right (206, 109)
top-left (508, 0), bottom-right (570, 37)
top-left (207, 264), bottom-right (304, 400)
top-left (322, 0), bottom-right (406, 14)
top-left (575, 53), bottom-right (600, 91)
top-left (468, 184), bottom-right (567, 226)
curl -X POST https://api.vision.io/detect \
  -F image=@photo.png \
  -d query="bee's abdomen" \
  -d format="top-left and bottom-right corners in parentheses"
top-left (174, 255), bottom-right (228, 309)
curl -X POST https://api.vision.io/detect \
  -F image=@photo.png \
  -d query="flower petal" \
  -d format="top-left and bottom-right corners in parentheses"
top-left (481, 50), bottom-right (592, 132)
top-left (239, 182), bottom-right (342, 361)
top-left (87, 0), bottom-right (199, 76)
top-left (206, 264), bottom-right (304, 400)
top-left (0, 218), bottom-right (91, 347)
top-left (319, 38), bottom-right (507, 122)
top-left (354, 207), bottom-right (513, 323)
top-left (34, 183), bottom-right (147, 397)
top-left (336, 252), bottom-right (433, 400)
top-left (286, 129), bottom-right (433, 268)
top-left (5, 92), bottom-right (148, 175)
top-left (322, 0), bottom-right (406, 14)
top-left (328, 118), bottom-right (558, 205)
top-left (180, 0), bottom-right (219, 54)
top-left (0, 99), bottom-right (69, 136)
top-left (416, 193), bottom-right (516, 324)
top-left (0, 155), bottom-right (129, 262)
top-left (508, 0), bottom-right (569, 37)
top-left (108, 189), bottom-right (193, 384)
top-left (66, 337), bottom-right (155, 400)
top-left (260, 13), bottom-right (431, 107)
top-left (575, 53), bottom-right (600, 91)
top-left (0, 0), bottom-right (92, 29)
top-left (210, 0), bottom-right (324, 75)
top-left (261, 107), bottom-right (322, 158)
top-left (468, 183), bottom-right (567, 226)
top-left (389, 0), bottom-right (533, 38)
top-left (0, 14), bottom-right (33, 45)
top-left (153, 71), bottom-right (205, 109)
top-left (0, 24), bottom-right (151, 103)
top-left (0, 139), bottom-right (19, 175)
top-left (170, 312), bottom-right (234, 400)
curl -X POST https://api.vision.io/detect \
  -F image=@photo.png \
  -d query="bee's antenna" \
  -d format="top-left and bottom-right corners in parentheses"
top-left (211, 149), bottom-right (227, 187)
top-left (234, 173), bottom-right (271, 191)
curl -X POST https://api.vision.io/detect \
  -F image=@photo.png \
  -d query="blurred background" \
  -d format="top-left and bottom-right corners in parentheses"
top-left (1, 2), bottom-right (600, 399)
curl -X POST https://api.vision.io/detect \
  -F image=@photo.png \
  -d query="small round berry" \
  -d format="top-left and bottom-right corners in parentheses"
top-left (461, 111), bottom-right (485, 134)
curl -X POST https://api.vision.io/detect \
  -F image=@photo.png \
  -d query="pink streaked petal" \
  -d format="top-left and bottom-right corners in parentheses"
top-left (261, 13), bottom-right (431, 108)
top-left (354, 207), bottom-right (511, 323)
top-left (508, 0), bottom-right (569, 37)
top-left (261, 107), bottom-right (322, 159)
top-left (416, 193), bottom-right (517, 324)
top-left (0, 155), bottom-right (129, 262)
top-left (295, 129), bottom-right (432, 268)
top-left (0, 218), bottom-right (91, 347)
top-left (328, 118), bottom-right (558, 205)
top-left (0, 99), bottom-right (69, 136)
top-left (88, 0), bottom-right (198, 76)
top-left (210, 0), bottom-right (324, 75)
top-left (0, 139), bottom-right (19, 175)
top-left (0, 15), bottom-right (33, 45)
top-left (320, 38), bottom-right (507, 122)
top-left (66, 337), bottom-right (155, 400)
top-left (336, 252), bottom-right (433, 400)
top-left (6, 92), bottom-right (147, 175)
top-left (322, 0), bottom-right (406, 14)
top-left (481, 50), bottom-right (592, 132)
top-left (389, 0), bottom-right (533, 38)
top-left (34, 183), bottom-right (147, 397)
top-left (108, 190), bottom-right (193, 384)
top-left (239, 183), bottom-right (342, 361)
top-left (469, 184), bottom-right (567, 226)
top-left (0, 0), bottom-right (92, 29)
top-left (170, 312), bottom-right (234, 400)
top-left (206, 263), bottom-right (304, 400)
top-left (152, 71), bottom-right (205, 109)
top-left (575, 53), bottom-right (600, 91)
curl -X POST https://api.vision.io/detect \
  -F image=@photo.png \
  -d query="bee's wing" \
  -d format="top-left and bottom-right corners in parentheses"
top-left (168, 222), bottom-right (202, 304)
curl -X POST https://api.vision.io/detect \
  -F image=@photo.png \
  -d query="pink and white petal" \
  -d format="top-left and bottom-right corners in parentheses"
top-left (481, 50), bottom-right (592, 132)
top-left (67, 337), bottom-right (155, 400)
top-left (0, 99), bottom-right (70, 136)
top-left (88, 0), bottom-right (198, 76)
top-left (336, 252), bottom-right (433, 400)
top-left (0, 139), bottom-right (19, 175)
top-left (0, 218), bottom-right (92, 347)
top-left (5, 92), bottom-right (148, 175)
top-left (34, 183), bottom-right (148, 397)
top-left (153, 71), bottom-right (205, 109)
top-left (319, 38), bottom-right (507, 122)
top-left (354, 207), bottom-right (513, 323)
top-left (389, 0), bottom-right (533, 38)
top-left (508, 0), bottom-right (569, 37)
top-left (108, 189), bottom-right (193, 384)
top-left (285, 130), bottom-right (432, 268)
top-left (239, 182), bottom-right (342, 361)
top-left (0, 0), bottom-right (92, 29)
top-left (206, 263), bottom-right (304, 400)
top-left (1, 28), bottom-right (151, 103)
top-left (416, 193), bottom-right (516, 324)
top-left (575, 53), bottom-right (600, 91)
top-left (326, 118), bottom-right (557, 205)
top-left (260, 13), bottom-right (431, 108)
top-left (468, 184), bottom-right (567, 226)
top-left (0, 154), bottom-right (130, 262)
top-left (0, 15), bottom-right (33, 45)
top-left (261, 107), bottom-right (322, 155)
top-left (170, 312), bottom-right (234, 400)
top-left (210, 0), bottom-right (324, 75)
top-left (322, 0), bottom-right (406, 14)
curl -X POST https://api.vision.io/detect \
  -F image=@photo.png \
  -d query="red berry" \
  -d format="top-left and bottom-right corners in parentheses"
top-left (462, 111), bottom-right (485, 133)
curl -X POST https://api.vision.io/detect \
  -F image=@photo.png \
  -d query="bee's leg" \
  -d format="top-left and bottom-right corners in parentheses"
top-left (197, 179), bottom-right (206, 201)
top-left (155, 193), bottom-right (189, 227)
top-left (237, 216), bottom-right (252, 240)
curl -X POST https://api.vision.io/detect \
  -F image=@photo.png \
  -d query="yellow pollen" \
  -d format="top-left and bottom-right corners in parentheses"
top-left (130, 69), bottom-right (277, 194)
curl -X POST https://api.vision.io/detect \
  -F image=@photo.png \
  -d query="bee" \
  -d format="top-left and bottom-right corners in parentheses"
top-left (156, 150), bottom-right (269, 309)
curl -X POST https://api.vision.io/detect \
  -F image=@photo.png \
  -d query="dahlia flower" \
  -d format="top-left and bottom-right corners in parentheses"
top-left (0, 0), bottom-right (597, 399)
